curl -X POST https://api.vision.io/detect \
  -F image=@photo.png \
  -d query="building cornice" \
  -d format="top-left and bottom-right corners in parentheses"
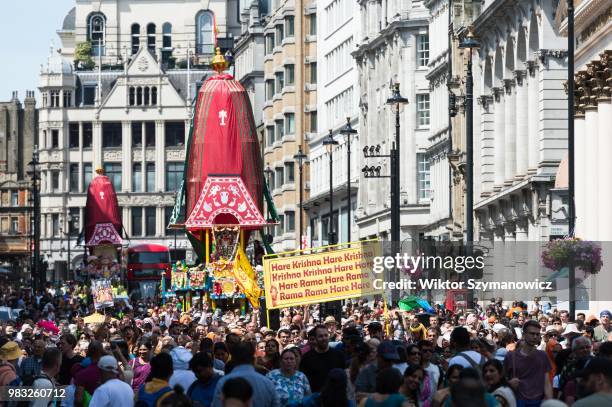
top-left (353, 17), bottom-right (429, 60)
top-left (559, 0), bottom-right (610, 35)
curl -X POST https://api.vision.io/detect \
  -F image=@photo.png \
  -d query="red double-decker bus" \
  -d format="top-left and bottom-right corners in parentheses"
top-left (126, 243), bottom-right (171, 299)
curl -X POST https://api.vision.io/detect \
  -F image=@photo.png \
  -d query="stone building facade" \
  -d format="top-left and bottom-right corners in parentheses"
top-left (39, 0), bottom-right (240, 276)
top-left (258, 0), bottom-right (317, 251)
top-left (471, 0), bottom-right (568, 244)
top-left (305, 0), bottom-right (360, 247)
top-left (353, 0), bottom-right (432, 244)
top-left (0, 92), bottom-right (37, 278)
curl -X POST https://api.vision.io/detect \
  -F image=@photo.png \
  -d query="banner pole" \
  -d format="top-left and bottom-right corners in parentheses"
top-left (205, 230), bottom-right (210, 264)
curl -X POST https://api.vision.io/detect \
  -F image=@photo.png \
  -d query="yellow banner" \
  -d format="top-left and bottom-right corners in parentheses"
top-left (263, 241), bottom-right (381, 309)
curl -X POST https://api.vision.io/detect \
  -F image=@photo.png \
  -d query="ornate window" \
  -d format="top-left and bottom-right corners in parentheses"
top-left (196, 10), bottom-right (215, 55)
top-left (131, 24), bottom-right (140, 55)
top-left (88, 13), bottom-right (106, 56)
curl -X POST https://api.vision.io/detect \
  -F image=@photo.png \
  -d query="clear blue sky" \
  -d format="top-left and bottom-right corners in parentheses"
top-left (0, 0), bottom-right (75, 102)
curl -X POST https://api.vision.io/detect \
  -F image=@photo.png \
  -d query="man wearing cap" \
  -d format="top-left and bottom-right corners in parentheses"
top-left (169, 346), bottom-right (197, 391)
top-left (573, 358), bottom-right (612, 406)
top-left (0, 341), bottom-right (21, 386)
top-left (593, 310), bottom-right (611, 342)
top-left (89, 355), bottom-right (134, 407)
top-left (354, 340), bottom-right (401, 394)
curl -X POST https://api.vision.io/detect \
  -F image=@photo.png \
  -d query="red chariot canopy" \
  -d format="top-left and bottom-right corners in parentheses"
top-left (185, 73), bottom-right (264, 229)
top-left (85, 172), bottom-right (122, 244)
top-left (185, 176), bottom-right (267, 230)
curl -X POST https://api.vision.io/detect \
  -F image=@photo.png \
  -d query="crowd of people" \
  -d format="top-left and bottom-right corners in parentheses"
top-left (0, 283), bottom-right (610, 407)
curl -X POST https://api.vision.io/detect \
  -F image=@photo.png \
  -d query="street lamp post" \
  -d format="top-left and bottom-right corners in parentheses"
top-left (567, 0), bottom-right (576, 321)
top-left (264, 164), bottom-right (275, 238)
top-left (386, 84), bottom-right (408, 303)
top-left (66, 215), bottom-right (72, 279)
top-left (459, 27), bottom-right (480, 245)
top-left (340, 118), bottom-right (357, 243)
top-left (293, 146), bottom-right (307, 249)
top-left (323, 130), bottom-right (339, 245)
top-left (27, 146), bottom-right (40, 293)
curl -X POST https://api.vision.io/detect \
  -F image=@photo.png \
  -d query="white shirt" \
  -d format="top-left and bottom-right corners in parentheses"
top-left (89, 378), bottom-right (134, 407)
top-left (424, 362), bottom-right (441, 391)
top-left (448, 350), bottom-right (485, 369)
top-left (31, 375), bottom-right (54, 407)
top-left (169, 369), bottom-right (197, 392)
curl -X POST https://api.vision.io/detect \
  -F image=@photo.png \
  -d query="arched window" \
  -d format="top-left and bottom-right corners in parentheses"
top-left (137, 87), bottom-right (143, 105)
top-left (131, 24), bottom-right (140, 55)
top-left (88, 13), bottom-right (106, 56)
top-left (147, 23), bottom-right (156, 53)
top-left (162, 23), bottom-right (172, 48)
top-left (196, 11), bottom-right (215, 55)
top-left (129, 87), bottom-right (135, 106)
top-left (144, 87), bottom-right (150, 105)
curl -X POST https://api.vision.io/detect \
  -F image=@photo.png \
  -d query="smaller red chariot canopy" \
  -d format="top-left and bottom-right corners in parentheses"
top-left (185, 176), bottom-right (267, 230)
top-left (85, 171), bottom-right (123, 245)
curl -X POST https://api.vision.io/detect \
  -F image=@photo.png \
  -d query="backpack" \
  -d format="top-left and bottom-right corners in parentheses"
top-left (455, 351), bottom-right (486, 377)
top-left (17, 374), bottom-right (55, 407)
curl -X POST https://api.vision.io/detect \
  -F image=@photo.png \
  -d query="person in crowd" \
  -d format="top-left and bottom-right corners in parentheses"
top-left (130, 338), bottom-right (153, 392)
top-left (558, 336), bottom-right (593, 405)
top-left (347, 342), bottom-right (373, 400)
top-left (593, 310), bottom-right (611, 342)
top-left (0, 341), bottom-right (21, 386)
top-left (212, 341), bottom-right (279, 407)
top-left (32, 347), bottom-right (62, 407)
top-left (221, 377), bottom-right (253, 407)
top-left (170, 345), bottom-right (198, 391)
top-left (482, 359), bottom-right (517, 407)
top-left (359, 367), bottom-right (409, 407)
top-left (214, 342), bottom-right (230, 366)
top-left (159, 385), bottom-right (193, 407)
top-left (301, 368), bottom-right (355, 407)
top-left (259, 339), bottom-right (281, 371)
top-left (448, 327), bottom-right (486, 370)
top-left (573, 357), bottom-right (612, 407)
top-left (187, 351), bottom-right (223, 407)
top-left (74, 340), bottom-right (105, 407)
top-left (431, 364), bottom-right (463, 407)
top-left (419, 339), bottom-right (441, 403)
top-left (300, 325), bottom-right (346, 393)
top-left (355, 341), bottom-right (401, 394)
top-left (450, 373), bottom-right (487, 407)
top-left (400, 364), bottom-right (425, 407)
top-left (277, 329), bottom-right (292, 350)
top-left (135, 352), bottom-right (174, 407)
top-left (89, 355), bottom-right (134, 407)
top-left (58, 333), bottom-right (84, 386)
top-left (504, 320), bottom-right (553, 405)
top-left (267, 348), bottom-right (311, 406)
top-left (20, 339), bottom-right (45, 379)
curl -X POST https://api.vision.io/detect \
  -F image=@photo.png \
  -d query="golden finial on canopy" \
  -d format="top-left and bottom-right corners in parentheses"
top-left (211, 47), bottom-right (227, 74)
